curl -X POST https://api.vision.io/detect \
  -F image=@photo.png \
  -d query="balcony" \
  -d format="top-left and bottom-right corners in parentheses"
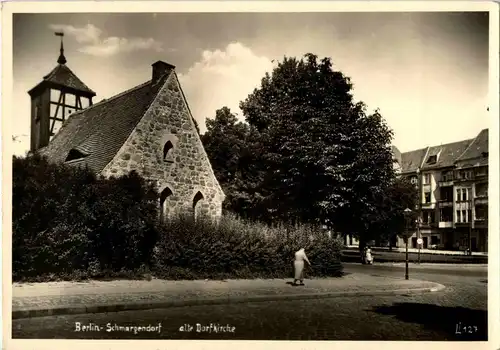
top-left (421, 202), bottom-right (436, 210)
top-left (438, 221), bottom-right (453, 228)
top-left (438, 179), bottom-right (454, 187)
top-left (474, 219), bottom-right (488, 228)
top-left (438, 200), bottom-right (453, 208)
top-left (419, 222), bottom-right (437, 230)
top-left (474, 197), bottom-right (488, 205)
top-left (474, 170), bottom-right (488, 179)
top-left (454, 175), bottom-right (474, 183)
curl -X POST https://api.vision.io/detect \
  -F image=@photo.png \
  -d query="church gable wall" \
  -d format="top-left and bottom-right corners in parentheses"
top-left (101, 73), bottom-right (224, 219)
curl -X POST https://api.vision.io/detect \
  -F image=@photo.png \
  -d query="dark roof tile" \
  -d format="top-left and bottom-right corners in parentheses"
top-left (421, 139), bottom-right (473, 170)
top-left (401, 147), bottom-right (427, 173)
top-left (44, 64), bottom-right (96, 94)
top-left (399, 129), bottom-right (488, 173)
top-left (29, 64), bottom-right (96, 96)
top-left (39, 75), bottom-right (166, 173)
top-left (456, 129), bottom-right (488, 163)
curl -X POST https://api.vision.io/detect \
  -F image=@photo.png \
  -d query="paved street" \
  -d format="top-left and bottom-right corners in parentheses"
top-left (12, 263), bottom-right (487, 341)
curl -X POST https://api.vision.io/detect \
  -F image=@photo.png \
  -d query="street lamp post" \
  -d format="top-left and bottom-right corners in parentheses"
top-left (416, 167), bottom-right (422, 264)
top-left (417, 217), bottom-right (421, 264)
top-left (403, 207), bottom-right (412, 280)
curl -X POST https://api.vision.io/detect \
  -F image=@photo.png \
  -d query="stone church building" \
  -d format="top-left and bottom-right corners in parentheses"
top-left (29, 37), bottom-right (225, 220)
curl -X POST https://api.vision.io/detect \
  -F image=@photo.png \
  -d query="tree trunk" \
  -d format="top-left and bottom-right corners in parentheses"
top-left (359, 238), bottom-right (367, 264)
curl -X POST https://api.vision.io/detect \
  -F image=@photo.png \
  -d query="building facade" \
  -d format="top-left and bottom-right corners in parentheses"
top-left (395, 129), bottom-right (488, 252)
top-left (30, 38), bottom-right (225, 221)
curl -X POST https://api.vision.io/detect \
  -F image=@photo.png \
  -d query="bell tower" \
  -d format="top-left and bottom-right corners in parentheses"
top-left (28, 32), bottom-right (96, 152)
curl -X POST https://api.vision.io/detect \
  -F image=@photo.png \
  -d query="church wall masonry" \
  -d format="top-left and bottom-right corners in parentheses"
top-left (101, 73), bottom-right (225, 219)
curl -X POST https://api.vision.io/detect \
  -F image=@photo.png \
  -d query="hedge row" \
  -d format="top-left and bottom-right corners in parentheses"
top-left (153, 214), bottom-right (344, 280)
top-left (12, 154), bottom-right (343, 282)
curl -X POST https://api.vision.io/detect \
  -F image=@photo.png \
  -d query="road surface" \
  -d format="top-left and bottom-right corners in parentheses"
top-left (12, 263), bottom-right (487, 341)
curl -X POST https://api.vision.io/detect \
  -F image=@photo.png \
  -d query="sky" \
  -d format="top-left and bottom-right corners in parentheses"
top-left (11, 12), bottom-right (490, 156)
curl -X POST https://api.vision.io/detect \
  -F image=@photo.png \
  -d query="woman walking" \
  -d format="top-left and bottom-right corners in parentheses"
top-left (293, 248), bottom-right (311, 286)
top-left (365, 246), bottom-right (373, 265)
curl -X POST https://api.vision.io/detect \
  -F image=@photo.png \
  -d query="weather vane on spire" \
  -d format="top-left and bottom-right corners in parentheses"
top-left (55, 31), bottom-right (67, 65)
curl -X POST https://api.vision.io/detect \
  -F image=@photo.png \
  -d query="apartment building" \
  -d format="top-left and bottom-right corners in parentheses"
top-left (395, 129), bottom-right (488, 252)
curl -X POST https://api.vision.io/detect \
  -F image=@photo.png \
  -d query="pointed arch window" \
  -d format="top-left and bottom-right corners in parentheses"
top-left (163, 140), bottom-right (174, 162)
top-left (193, 191), bottom-right (205, 221)
top-left (159, 187), bottom-right (173, 223)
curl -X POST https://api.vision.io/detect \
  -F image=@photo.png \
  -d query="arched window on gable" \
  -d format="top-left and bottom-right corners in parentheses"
top-left (193, 191), bottom-right (205, 221)
top-left (159, 187), bottom-right (173, 223)
top-left (163, 141), bottom-right (174, 162)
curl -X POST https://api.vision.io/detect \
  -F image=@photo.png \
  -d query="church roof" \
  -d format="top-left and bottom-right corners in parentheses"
top-left (38, 74), bottom-right (168, 173)
top-left (28, 64), bottom-right (96, 97)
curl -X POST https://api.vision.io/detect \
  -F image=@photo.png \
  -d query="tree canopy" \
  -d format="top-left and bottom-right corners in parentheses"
top-left (202, 53), bottom-right (415, 244)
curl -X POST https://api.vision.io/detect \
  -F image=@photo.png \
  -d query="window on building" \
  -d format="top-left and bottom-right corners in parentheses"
top-left (476, 183), bottom-right (488, 198)
top-left (163, 141), bottom-right (174, 161)
top-left (423, 174), bottom-right (431, 185)
top-left (460, 170), bottom-right (473, 180)
top-left (456, 210), bottom-right (461, 223)
top-left (431, 236), bottom-right (440, 245)
top-left (456, 189), bottom-right (461, 201)
top-left (461, 188), bottom-right (468, 201)
top-left (475, 167), bottom-right (488, 177)
top-left (193, 191), bottom-right (205, 221)
top-left (424, 192), bottom-right (431, 203)
top-left (423, 211), bottom-right (435, 224)
top-left (441, 170), bottom-right (453, 182)
top-left (462, 210), bottom-right (467, 223)
top-left (426, 155), bottom-right (437, 164)
top-left (475, 205), bottom-right (487, 220)
top-left (440, 208), bottom-right (453, 222)
top-left (440, 187), bottom-right (453, 202)
top-left (159, 187), bottom-right (173, 223)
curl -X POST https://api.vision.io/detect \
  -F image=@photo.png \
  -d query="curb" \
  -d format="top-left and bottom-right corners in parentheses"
top-left (12, 282), bottom-right (446, 320)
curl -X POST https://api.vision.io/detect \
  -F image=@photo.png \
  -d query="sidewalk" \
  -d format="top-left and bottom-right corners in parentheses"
top-left (344, 245), bottom-right (487, 256)
top-left (381, 262), bottom-right (488, 270)
top-left (12, 273), bottom-right (445, 319)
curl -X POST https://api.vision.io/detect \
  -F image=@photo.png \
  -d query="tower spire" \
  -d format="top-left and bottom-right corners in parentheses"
top-left (55, 32), bottom-right (67, 65)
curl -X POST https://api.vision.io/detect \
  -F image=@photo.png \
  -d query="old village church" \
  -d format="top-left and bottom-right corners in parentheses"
top-left (29, 37), bottom-right (225, 220)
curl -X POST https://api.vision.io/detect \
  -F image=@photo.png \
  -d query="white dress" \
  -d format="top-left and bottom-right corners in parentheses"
top-left (294, 249), bottom-right (307, 280)
top-left (366, 249), bottom-right (373, 263)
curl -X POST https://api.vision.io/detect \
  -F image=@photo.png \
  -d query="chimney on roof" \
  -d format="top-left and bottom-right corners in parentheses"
top-left (152, 60), bottom-right (175, 85)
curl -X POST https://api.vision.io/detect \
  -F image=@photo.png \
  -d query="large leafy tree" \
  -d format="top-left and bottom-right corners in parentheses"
top-left (203, 53), bottom-right (407, 246)
top-left (201, 107), bottom-right (266, 216)
top-left (239, 54), bottom-right (395, 235)
top-left (365, 177), bottom-right (419, 248)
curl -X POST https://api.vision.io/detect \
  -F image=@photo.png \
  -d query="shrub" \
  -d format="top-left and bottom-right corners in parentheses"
top-left (152, 213), bottom-right (343, 279)
top-left (12, 154), bottom-right (159, 281)
top-left (12, 154), bottom-right (343, 282)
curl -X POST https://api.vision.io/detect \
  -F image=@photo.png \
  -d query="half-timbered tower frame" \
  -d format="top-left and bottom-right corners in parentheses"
top-left (28, 32), bottom-right (96, 152)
